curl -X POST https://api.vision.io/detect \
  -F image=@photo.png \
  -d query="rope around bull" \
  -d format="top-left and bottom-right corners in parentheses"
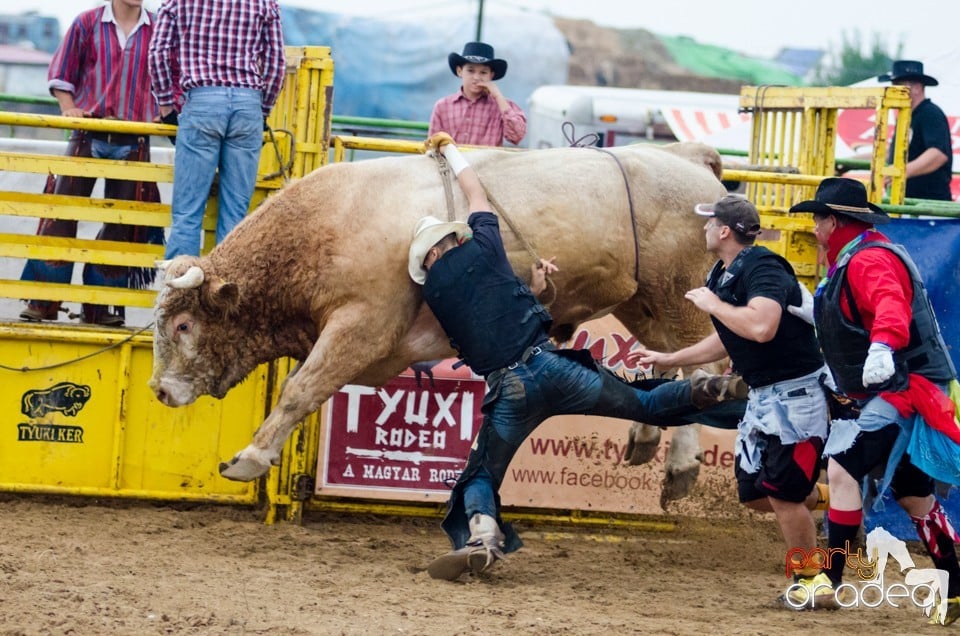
top-left (562, 122), bottom-right (644, 283)
top-left (432, 151), bottom-right (558, 306)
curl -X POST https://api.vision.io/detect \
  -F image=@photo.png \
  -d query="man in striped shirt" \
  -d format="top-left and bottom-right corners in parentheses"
top-left (428, 41), bottom-right (526, 147)
top-left (19, 0), bottom-right (165, 327)
top-left (149, 0), bottom-right (286, 258)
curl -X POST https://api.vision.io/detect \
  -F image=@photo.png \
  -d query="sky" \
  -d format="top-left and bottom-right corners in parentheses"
top-left (21, 0), bottom-right (958, 61)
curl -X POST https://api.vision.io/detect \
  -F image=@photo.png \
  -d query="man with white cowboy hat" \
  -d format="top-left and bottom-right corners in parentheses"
top-left (788, 177), bottom-right (960, 625)
top-left (412, 132), bottom-right (748, 581)
top-left (878, 60), bottom-right (953, 201)
top-left (427, 41), bottom-right (526, 147)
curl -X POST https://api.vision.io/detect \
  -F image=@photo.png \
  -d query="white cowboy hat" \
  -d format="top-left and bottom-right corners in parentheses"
top-left (408, 216), bottom-right (470, 284)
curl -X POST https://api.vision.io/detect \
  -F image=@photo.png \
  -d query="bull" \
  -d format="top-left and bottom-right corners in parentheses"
top-left (149, 142), bottom-right (729, 501)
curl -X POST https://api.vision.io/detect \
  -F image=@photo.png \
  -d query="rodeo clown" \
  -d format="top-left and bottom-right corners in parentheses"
top-left (789, 177), bottom-right (960, 625)
top-left (408, 132), bottom-right (748, 581)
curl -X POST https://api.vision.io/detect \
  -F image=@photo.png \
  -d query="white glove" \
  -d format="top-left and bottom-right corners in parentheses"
top-left (862, 342), bottom-right (895, 387)
top-left (786, 282), bottom-right (815, 326)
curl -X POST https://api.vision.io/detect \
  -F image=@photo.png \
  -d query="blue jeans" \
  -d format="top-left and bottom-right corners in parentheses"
top-left (165, 87), bottom-right (264, 258)
top-left (736, 366), bottom-right (830, 474)
top-left (447, 349), bottom-right (745, 550)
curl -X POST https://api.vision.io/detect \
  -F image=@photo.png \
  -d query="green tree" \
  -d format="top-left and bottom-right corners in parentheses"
top-left (812, 30), bottom-right (904, 86)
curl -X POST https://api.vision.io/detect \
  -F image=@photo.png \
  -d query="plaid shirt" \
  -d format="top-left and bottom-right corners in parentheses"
top-left (428, 91), bottom-right (526, 147)
top-left (47, 5), bottom-right (157, 122)
top-left (149, 0), bottom-right (286, 116)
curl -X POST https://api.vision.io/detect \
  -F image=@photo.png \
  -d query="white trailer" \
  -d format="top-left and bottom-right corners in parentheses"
top-left (525, 85), bottom-right (744, 150)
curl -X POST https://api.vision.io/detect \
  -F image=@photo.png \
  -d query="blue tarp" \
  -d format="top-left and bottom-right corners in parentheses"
top-left (280, 6), bottom-right (569, 129)
top-left (883, 217), bottom-right (960, 372)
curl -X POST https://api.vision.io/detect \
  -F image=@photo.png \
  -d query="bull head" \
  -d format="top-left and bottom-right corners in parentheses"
top-left (150, 256), bottom-right (242, 406)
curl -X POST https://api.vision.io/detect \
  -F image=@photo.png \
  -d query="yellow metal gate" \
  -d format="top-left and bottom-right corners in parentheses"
top-left (722, 85), bottom-right (912, 282)
top-left (0, 47), bottom-right (332, 522)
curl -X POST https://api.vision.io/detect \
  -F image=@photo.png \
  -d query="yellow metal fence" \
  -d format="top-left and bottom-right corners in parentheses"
top-left (725, 86), bottom-right (913, 282)
top-left (0, 47), bottom-right (332, 523)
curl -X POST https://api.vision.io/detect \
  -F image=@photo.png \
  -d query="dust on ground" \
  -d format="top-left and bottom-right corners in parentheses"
top-left (0, 494), bottom-right (938, 635)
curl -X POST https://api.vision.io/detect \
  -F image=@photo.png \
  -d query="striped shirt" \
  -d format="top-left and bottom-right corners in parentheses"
top-left (47, 5), bottom-right (157, 122)
top-left (428, 91), bottom-right (527, 147)
top-left (149, 0), bottom-right (286, 116)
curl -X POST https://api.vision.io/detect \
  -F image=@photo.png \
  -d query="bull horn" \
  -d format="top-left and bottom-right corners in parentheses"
top-left (167, 265), bottom-right (205, 289)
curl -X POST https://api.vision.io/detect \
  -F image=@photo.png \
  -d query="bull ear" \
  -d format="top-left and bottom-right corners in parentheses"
top-left (202, 278), bottom-right (240, 315)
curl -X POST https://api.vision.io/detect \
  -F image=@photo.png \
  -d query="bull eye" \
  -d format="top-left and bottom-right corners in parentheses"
top-left (174, 321), bottom-right (191, 338)
top-left (168, 313), bottom-right (194, 341)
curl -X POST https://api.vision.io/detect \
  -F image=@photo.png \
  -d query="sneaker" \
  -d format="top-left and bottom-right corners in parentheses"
top-left (19, 303), bottom-right (60, 322)
top-left (780, 572), bottom-right (838, 610)
top-left (19, 306), bottom-right (46, 322)
top-left (689, 369), bottom-right (749, 408)
top-left (928, 596), bottom-right (960, 626)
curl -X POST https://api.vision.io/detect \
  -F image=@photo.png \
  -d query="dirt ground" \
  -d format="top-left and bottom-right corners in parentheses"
top-left (0, 494), bottom-right (943, 636)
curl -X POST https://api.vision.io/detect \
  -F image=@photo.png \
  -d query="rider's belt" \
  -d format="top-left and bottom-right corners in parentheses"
top-left (487, 341), bottom-right (556, 385)
top-left (506, 341), bottom-right (554, 370)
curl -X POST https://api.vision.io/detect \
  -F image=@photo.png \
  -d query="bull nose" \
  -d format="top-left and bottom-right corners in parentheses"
top-left (149, 378), bottom-right (172, 405)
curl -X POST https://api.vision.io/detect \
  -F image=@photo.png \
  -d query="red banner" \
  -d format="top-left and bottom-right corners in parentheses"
top-left (321, 370), bottom-right (483, 496)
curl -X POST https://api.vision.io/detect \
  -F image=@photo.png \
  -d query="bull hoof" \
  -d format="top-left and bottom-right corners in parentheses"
top-left (659, 459), bottom-right (701, 508)
top-left (626, 440), bottom-right (660, 466)
top-left (219, 455), bottom-right (270, 482)
top-left (624, 422), bottom-right (661, 466)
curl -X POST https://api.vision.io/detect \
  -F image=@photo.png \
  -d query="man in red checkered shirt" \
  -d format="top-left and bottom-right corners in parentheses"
top-left (19, 0), bottom-right (166, 327)
top-left (428, 42), bottom-right (526, 147)
top-left (149, 0), bottom-right (286, 258)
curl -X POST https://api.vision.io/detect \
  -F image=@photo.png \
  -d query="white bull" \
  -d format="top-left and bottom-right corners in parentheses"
top-left (149, 142), bottom-right (729, 502)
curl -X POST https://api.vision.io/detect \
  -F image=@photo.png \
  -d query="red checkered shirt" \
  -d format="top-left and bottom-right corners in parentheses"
top-left (47, 5), bottom-right (157, 122)
top-left (149, 0), bottom-right (286, 116)
top-left (428, 90), bottom-right (527, 147)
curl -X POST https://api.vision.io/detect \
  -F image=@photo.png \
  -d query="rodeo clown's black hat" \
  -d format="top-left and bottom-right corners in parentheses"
top-left (789, 178), bottom-right (890, 225)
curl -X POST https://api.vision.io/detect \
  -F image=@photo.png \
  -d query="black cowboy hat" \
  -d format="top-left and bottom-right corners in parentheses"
top-left (877, 59), bottom-right (939, 87)
top-left (789, 178), bottom-right (890, 225)
top-left (448, 42), bottom-right (508, 81)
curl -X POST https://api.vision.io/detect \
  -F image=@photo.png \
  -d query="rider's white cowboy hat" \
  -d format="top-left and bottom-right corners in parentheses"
top-left (408, 216), bottom-right (470, 284)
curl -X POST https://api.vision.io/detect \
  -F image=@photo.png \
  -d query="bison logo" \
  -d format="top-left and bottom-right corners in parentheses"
top-left (21, 382), bottom-right (92, 418)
